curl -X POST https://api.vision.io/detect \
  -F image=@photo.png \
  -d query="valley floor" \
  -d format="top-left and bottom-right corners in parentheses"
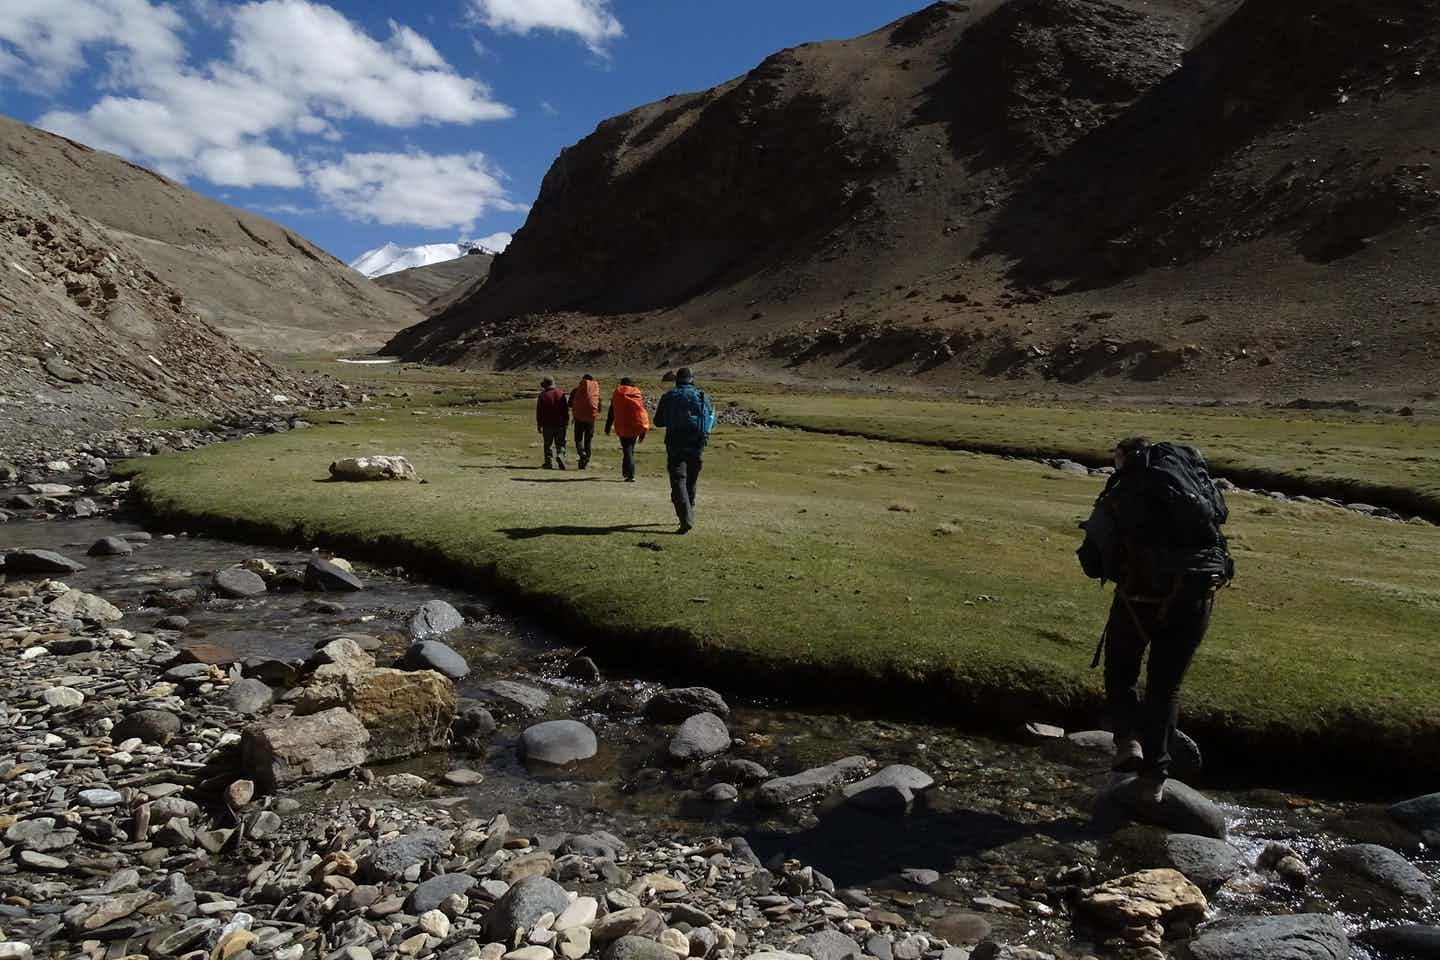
top-left (123, 368), bottom-right (1440, 787)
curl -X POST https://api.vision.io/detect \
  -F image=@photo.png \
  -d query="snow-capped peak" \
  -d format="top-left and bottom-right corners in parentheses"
top-left (349, 232), bottom-right (513, 278)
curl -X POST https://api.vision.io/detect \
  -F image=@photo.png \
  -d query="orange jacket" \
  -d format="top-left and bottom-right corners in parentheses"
top-left (570, 379), bottom-right (601, 422)
top-left (607, 386), bottom-right (650, 439)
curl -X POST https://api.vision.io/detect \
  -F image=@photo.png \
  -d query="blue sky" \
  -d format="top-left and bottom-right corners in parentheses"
top-left (0, 0), bottom-right (923, 263)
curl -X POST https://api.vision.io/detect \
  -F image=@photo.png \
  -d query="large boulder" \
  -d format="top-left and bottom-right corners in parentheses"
top-left (1318, 843), bottom-right (1434, 915)
top-left (299, 667), bottom-right (455, 762)
top-left (644, 686), bottom-right (730, 721)
top-left (3, 549), bottom-right (85, 574)
top-left (519, 720), bottom-right (598, 765)
top-left (1093, 776), bottom-right (1227, 839)
top-left (401, 640), bottom-right (470, 680)
top-left (408, 600), bottom-right (463, 640)
top-left (47, 589), bottom-right (122, 623)
top-left (88, 537), bottom-right (134, 557)
top-left (842, 764), bottom-right (935, 813)
top-left (212, 567), bottom-right (268, 599)
top-left (1390, 793), bottom-right (1440, 840)
top-left (113, 709), bottom-right (182, 745)
top-left (240, 708), bottom-right (369, 792)
top-left (305, 558), bottom-right (363, 592)
top-left (1359, 924), bottom-right (1440, 958)
top-left (1188, 914), bottom-right (1348, 960)
top-left (668, 712), bottom-right (730, 762)
top-left (483, 876), bottom-right (570, 942)
top-left (329, 456), bottom-right (417, 481)
top-left (1100, 827), bottom-right (1247, 892)
top-left (757, 756), bottom-right (875, 807)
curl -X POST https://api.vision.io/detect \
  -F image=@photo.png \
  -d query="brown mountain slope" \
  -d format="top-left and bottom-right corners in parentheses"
top-left (373, 253), bottom-right (494, 314)
top-left (0, 114), bottom-right (418, 354)
top-left (386, 0), bottom-right (1440, 403)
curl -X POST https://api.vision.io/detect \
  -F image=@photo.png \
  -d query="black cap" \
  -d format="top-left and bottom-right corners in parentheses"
top-left (675, 367), bottom-right (694, 384)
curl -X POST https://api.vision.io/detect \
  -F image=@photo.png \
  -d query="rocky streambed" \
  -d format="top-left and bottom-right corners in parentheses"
top-left (3, 454), bottom-right (1440, 960)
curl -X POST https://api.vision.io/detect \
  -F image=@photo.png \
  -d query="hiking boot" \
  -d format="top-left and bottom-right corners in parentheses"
top-left (543, 462), bottom-right (553, 470)
top-left (1138, 774), bottom-right (1167, 805)
top-left (1111, 737), bottom-right (1143, 773)
top-left (677, 523), bottom-right (693, 535)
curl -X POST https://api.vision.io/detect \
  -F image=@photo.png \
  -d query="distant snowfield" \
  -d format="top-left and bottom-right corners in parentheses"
top-left (350, 232), bottom-right (512, 278)
top-left (335, 358), bottom-right (399, 364)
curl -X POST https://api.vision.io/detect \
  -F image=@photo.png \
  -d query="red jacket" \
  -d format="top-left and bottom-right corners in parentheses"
top-left (536, 387), bottom-right (570, 429)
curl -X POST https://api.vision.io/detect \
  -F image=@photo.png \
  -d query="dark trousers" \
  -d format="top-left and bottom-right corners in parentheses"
top-left (620, 438), bottom-right (638, 480)
top-left (666, 452), bottom-right (702, 527)
top-left (542, 425), bottom-right (567, 468)
top-left (574, 421), bottom-right (595, 467)
top-left (1103, 579), bottom-right (1213, 779)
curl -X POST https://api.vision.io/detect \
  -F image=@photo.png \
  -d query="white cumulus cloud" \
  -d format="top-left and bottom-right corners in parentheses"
top-left (0, 0), bottom-right (185, 89)
top-left (308, 152), bottom-right (525, 231)
top-left (31, 0), bottom-right (513, 195)
top-left (469, 0), bottom-right (622, 54)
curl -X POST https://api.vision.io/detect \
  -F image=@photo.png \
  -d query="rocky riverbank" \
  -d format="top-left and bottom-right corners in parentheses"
top-left (4, 456), bottom-right (1440, 960)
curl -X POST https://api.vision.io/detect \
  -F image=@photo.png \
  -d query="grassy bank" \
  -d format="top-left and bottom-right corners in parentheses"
top-left (122, 390), bottom-right (1440, 785)
top-left (743, 394), bottom-right (1440, 520)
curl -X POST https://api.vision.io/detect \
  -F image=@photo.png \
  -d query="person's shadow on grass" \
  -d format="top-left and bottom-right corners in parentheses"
top-left (510, 477), bottom-right (604, 484)
top-left (499, 522), bottom-right (671, 540)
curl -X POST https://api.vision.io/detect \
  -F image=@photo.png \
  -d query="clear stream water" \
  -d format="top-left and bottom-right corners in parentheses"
top-left (2, 509), bottom-right (1436, 957)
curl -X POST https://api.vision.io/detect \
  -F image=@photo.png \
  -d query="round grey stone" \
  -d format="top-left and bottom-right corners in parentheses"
top-left (88, 537), bottom-right (134, 557)
top-left (222, 678), bottom-right (275, 715)
top-left (401, 640), bottom-right (470, 679)
top-left (668, 712), bottom-right (730, 762)
top-left (408, 600), bottom-right (464, 640)
top-left (518, 720), bottom-right (598, 765)
top-left (212, 567), bottom-right (268, 599)
top-left (644, 686), bottom-right (729, 722)
top-left (482, 876), bottom-right (570, 942)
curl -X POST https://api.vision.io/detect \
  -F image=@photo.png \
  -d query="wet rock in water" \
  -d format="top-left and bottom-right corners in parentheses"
top-left (483, 876), bottom-right (570, 942)
top-left (1318, 843), bottom-right (1434, 914)
top-left (842, 764), bottom-right (935, 813)
top-left (329, 455), bottom-right (417, 481)
top-left (155, 614), bottom-right (190, 630)
top-left (2, 549), bottom-right (85, 574)
top-left (453, 701), bottom-right (498, 753)
top-left (174, 641), bottom-right (243, 666)
top-left (793, 930), bottom-right (862, 960)
top-left (408, 873), bottom-right (477, 914)
top-left (1077, 869), bottom-right (1206, 945)
top-left (644, 686), bottom-right (730, 721)
top-left (475, 679), bottom-right (552, 716)
top-left (366, 826), bottom-right (453, 881)
top-left (213, 566), bottom-right (268, 598)
top-left (1094, 776), bottom-right (1227, 839)
top-left (113, 708), bottom-right (182, 744)
top-left (757, 756), bottom-right (874, 807)
top-left (669, 712), bottom-right (730, 762)
top-left (88, 536), bottom-right (134, 557)
top-left (1390, 792), bottom-right (1440, 839)
top-left (222, 678), bottom-right (276, 715)
top-left (402, 639), bottom-right (470, 679)
top-left (1101, 827), bottom-right (1247, 892)
top-left (519, 720), bottom-right (598, 765)
top-left (605, 937), bottom-right (672, 960)
top-left (930, 911), bottom-right (991, 946)
top-left (301, 666), bottom-right (456, 762)
top-left (704, 783), bottom-right (739, 802)
top-left (442, 768), bottom-right (484, 786)
top-left (240, 707), bottom-right (370, 791)
top-left (1188, 914), bottom-right (1347, 960)
top-left (409, 599), bottom-right (464, 639)
top-left (1359, 924), bottom-right (1440, 958)
top-left (305, 557), bottom-right (364, 592)
top-left (47, 589), bottom-right (122, 622)
top-left (704, 756), bottom-right (770, 783)
top-left (564, 656), bottom-right (602, 683)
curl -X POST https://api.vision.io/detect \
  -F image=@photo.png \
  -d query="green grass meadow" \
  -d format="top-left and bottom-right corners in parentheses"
top-left (121, 384), bottom-right (1440, 777)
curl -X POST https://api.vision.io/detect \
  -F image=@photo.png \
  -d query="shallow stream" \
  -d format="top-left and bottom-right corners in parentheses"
top-left (3, 506), bottom-right (1437, 957)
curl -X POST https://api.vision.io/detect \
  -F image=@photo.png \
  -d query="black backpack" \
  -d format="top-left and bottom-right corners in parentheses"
top-left (1080, 442), bottom-right (1233, 582)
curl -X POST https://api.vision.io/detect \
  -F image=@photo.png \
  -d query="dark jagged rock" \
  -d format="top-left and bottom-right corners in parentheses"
top-left (1188, 914), bottom-right (1347, 960)
top-left (304, 558), bottom-right (363, 592)
top-left (3, 549), bottom-right (85, 574)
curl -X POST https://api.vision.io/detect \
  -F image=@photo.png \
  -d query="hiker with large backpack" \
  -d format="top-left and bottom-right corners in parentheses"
top-left (604, 377), bottom-right (651, 482)
top-left (1077, 437), bottom-right (1234, 802)
top-left (569, 374), bottom-right (602, 470)
top-left (653, 368), bottom-right (715, 534)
